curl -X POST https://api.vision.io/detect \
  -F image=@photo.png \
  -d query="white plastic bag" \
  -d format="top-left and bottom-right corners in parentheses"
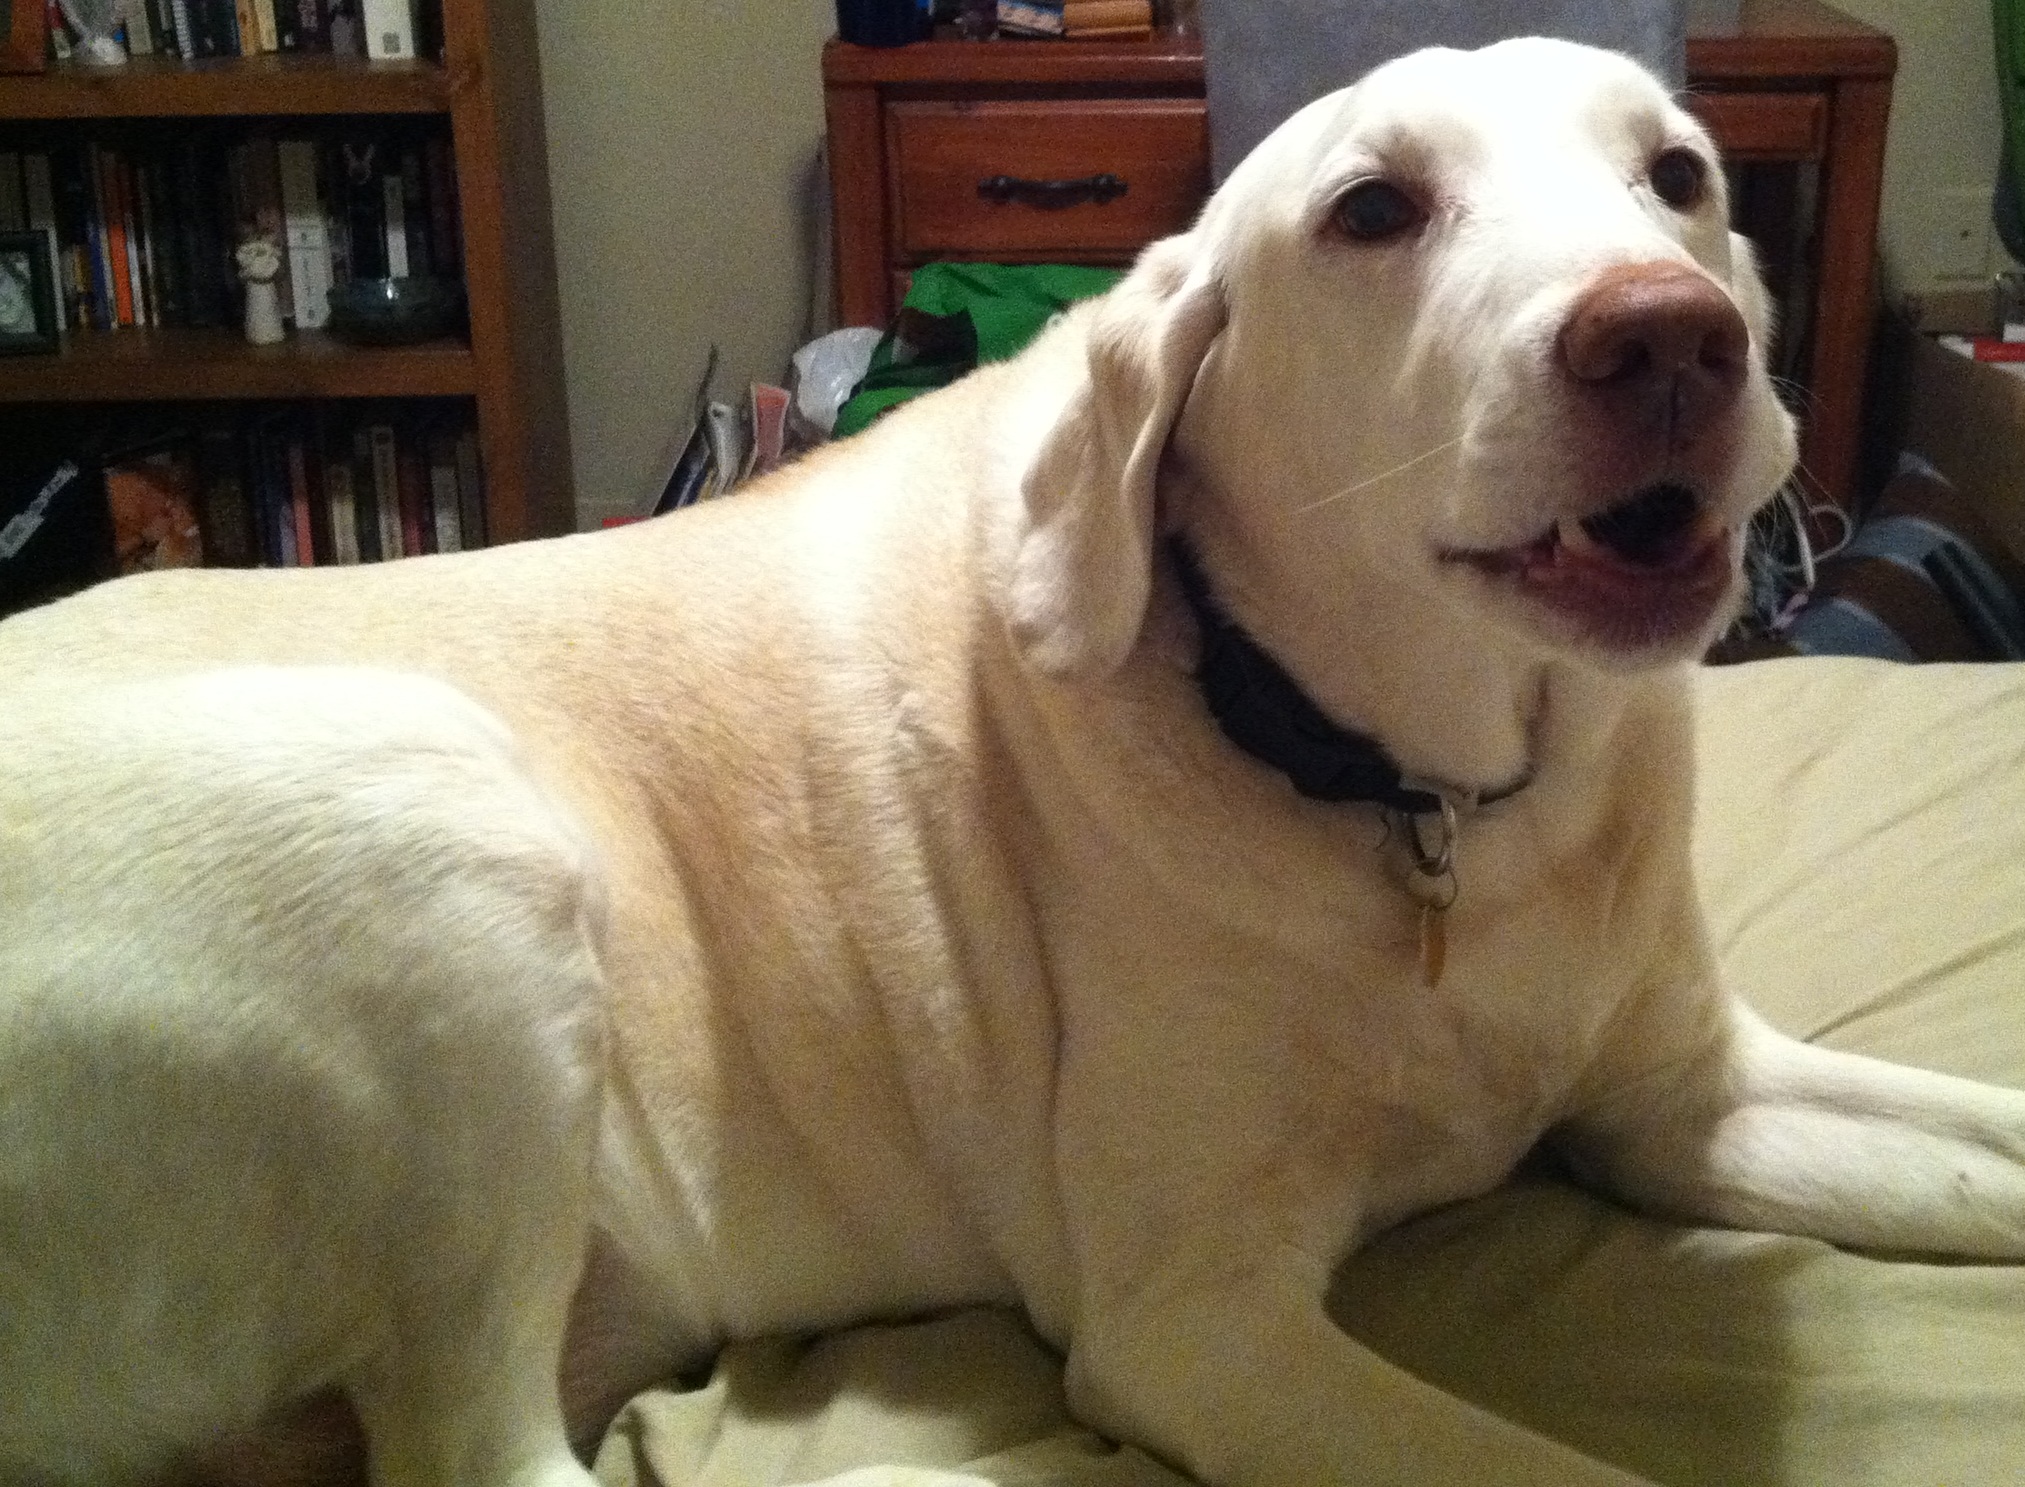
top-left (790, 326), bottom-right (884, 437)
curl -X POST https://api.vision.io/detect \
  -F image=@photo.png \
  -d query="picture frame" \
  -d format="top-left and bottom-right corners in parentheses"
top-left (0, 0), bottom-right (48, 75)
top-left (0, 232), bottom-right (62, 354)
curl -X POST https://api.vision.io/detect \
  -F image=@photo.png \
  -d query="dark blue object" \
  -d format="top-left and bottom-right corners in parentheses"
top-left (836, 0), bottom-right (927, 46)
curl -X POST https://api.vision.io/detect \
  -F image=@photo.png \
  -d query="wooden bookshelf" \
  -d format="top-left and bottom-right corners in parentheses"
top-left (0, 0), bottom-right (574, 546)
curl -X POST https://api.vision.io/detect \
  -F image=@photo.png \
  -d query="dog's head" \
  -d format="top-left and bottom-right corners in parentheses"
top-left (1010, 38), bottom-right (1798, 685)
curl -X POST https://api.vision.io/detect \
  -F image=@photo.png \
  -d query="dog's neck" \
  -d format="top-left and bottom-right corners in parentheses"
top-left (1156, 512), bottom-right (1558, 807)
top-left (1167, 538), bottom-right (1534, 813)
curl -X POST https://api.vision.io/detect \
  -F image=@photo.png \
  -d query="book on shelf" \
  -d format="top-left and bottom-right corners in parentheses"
top-left (0, 152), bottom-right (25, 233)
top-left (1061, 0), bottom-right (1152, 34)
top-left (252, 0), bottom-right (281, 53)
top-left (395, 423), bottom-right (430, 556)
top-left (165, 0), bottom-right (196, 63)
top-left (295, 0), bottom-right (329, 53)
top-left (325, 0), bottom-right (362, 55)
top-left (43, 0), bottom-right (73, 61)
top-left (324, 455), bottom-right (359, 563)
top-left (15, 125), bottom-right (461, 337)
top-left (276, 139), bottom-right (334, 331)
top-left (346, 423), bottom-right (380, 560)
top-left (398, 148), bottom-right (428, 278)
top-left (425, 426), bottom-right (461, 552)
top-left (362, 0), bottom-right (415, 59)
top-left (36, 0), bottom-right (432, 62)
top-left (451, 421), bottom-right (483, 549)
top-left (193, 0), bottom-right (227, 54)
top-left (995, 1), bottom-right (1064, 37)
top-left (0, 403), bottom-right (488, 599)
top-left (381, 163), bottom-right (409, 275)
top-left (125, 0), bottom-right (159, 54)
top-left (363, 419), bottom-right (399, 559)
top-left (422, 135), bottom-right (462, 277)
top-left (194, 418), bottom-right (256, 566)
top-left (95, 149), bottom-right (137, 328)
top-left (284, 426), bottom-right (317, 568)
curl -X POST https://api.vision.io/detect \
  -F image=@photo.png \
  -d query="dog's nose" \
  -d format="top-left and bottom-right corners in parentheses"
top-left (1558, 262), bottom-right (1749, 448)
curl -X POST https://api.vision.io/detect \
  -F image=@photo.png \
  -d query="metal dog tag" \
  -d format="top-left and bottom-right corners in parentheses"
top-left (1398, 792), bottom-right (1462, 990)
top-left (1418, 900), bottom-right (1448, 989)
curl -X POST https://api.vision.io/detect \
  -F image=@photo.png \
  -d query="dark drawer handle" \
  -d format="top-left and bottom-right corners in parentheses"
top-left (977, 173), bottom-right (1129, 209)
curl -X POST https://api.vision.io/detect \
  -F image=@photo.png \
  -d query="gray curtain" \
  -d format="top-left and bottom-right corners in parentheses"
top-left (1200, 0), bottom-right (1688, 181)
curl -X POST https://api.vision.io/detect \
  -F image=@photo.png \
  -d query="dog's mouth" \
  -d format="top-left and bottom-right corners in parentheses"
top-left (1444, 481), bottom-right (1739, 650)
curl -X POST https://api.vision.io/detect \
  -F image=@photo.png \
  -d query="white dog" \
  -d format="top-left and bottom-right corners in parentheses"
top-left (3, 37), bottom-right (2023, 1487)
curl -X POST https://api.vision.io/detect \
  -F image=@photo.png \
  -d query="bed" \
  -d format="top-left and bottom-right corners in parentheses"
top-left (585, 654), bottom-right (2025, 1487)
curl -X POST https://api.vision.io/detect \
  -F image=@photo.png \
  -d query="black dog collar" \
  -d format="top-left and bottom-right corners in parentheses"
top-left (1167, 538), bottom-right (1528, 815)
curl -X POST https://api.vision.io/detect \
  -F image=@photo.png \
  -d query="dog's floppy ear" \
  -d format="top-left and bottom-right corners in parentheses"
top-left (1009, 235), bottom-right (1227, 678)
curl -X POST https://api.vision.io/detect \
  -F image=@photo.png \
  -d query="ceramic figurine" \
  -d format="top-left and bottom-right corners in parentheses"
top-left (236, 237), bottom-right (286, 347)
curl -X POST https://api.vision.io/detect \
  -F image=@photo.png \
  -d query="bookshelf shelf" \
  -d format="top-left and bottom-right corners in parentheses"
top-left (0, 327), bottom-right (477, 401)
top-left (0, 54), bottom-right (452, 120)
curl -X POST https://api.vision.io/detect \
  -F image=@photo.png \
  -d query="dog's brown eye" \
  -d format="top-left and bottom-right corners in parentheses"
top-left (1333, 180), bottom-right (1424, 241)
top-left (1649, 147), bottom-right (1706, 210)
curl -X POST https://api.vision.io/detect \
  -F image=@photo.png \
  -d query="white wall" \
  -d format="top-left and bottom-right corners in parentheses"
top-left (528, 2), bottom-right (2007, 527)
top-left (532, 0), bottom-right (836, 529)
top-left (1833, 0), bottom-right (2011, 294)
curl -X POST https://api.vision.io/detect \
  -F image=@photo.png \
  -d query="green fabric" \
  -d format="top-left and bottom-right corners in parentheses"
top-left (899, 263), bottom-right (1124, 365)
top-left (832, 264), bottom-right (1123, 439)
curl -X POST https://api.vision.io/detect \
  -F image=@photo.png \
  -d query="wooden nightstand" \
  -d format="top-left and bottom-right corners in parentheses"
top-left (821, 0), bottom-right (1895, 517)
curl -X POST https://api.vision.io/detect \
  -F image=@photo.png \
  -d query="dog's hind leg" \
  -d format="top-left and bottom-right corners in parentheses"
top-left (310, 687), bottom-right (611, 1487)
top-left (348, 1260), bottom-right (597, 1487)
top-left (343, 986), bottom-right (602, 1487)
top-left (342, 974), bottom-right (606, 1487)
top-left (1, 668), bottom-right (609, 1487)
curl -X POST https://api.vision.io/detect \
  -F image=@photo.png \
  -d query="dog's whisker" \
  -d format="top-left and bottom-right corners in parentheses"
top-left (1768, 373), bottom-right (1819, 416)
top-left (1293, 437), bottom-right (1465, 516)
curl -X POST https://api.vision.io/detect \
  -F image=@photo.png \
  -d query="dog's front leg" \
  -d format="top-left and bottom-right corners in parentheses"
top-left (1067, 1252), bottom-right (1654, 1486)
top-left (1564, 988), bottom-right (2025, 1258)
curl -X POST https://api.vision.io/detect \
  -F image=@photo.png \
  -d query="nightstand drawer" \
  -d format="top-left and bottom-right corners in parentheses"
top-left (889, 98), bottom-right (1209, 259)
top-left (1688, 90), bottom-right (1828, 161)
